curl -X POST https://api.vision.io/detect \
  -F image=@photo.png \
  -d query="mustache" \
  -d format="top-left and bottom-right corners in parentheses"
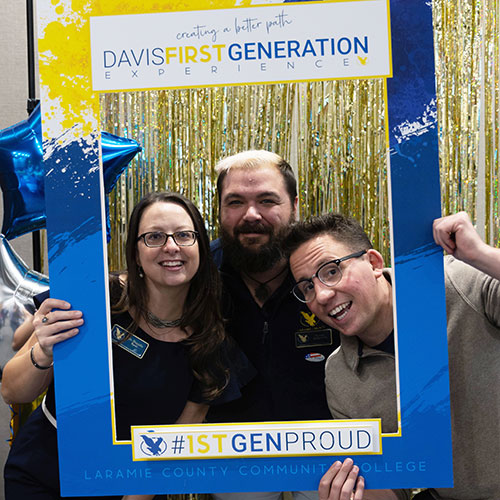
top-left (234, 222), bottom-right (272, 235)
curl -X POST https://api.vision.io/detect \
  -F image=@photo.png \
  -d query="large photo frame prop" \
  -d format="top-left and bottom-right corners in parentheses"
top-left (37, 0), bottom-right (453, 495)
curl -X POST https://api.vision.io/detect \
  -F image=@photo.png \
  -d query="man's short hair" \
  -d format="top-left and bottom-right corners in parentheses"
top-left (284, 212), bottom-right (374, 256)
top-left (215, 150), bottom-right (297, 205)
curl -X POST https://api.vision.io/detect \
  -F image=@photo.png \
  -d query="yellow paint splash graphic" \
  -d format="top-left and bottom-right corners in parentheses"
top-left (38, 0), bottom-right (256, 139)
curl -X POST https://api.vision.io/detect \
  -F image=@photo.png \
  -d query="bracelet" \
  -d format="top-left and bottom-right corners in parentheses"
top-left (30, 345), bottom-right (53, 370)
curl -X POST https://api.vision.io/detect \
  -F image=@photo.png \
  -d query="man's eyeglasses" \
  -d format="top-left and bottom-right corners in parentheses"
top-left (292, 250), bottom-right (367, 303)
top-left (137, 230), bottom-right (198, 248)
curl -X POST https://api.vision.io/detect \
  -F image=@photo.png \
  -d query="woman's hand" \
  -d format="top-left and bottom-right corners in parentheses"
top-left (1, 298), bottom-right (83, 405)
top-left (32, 298), bottom-right (84, 363)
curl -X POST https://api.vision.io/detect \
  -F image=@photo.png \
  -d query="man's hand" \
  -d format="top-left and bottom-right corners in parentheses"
top-left (433, 212), bottom-right (500, 280)
top-left (318, 459), bottom-right (405, 500)
top-left (433, 212), bottom-right (485, 263)
top-left (319, 459), bottom-right (364, 500)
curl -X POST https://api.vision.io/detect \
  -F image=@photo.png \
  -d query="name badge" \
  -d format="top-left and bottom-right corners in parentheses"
top-left (112, 324), bottom-right (149, 359)
top-left (295, 328), bottom-right (333, 348)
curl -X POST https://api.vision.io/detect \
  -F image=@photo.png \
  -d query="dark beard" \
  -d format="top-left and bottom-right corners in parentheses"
top-left (220, 222), bottom-right (288, 274)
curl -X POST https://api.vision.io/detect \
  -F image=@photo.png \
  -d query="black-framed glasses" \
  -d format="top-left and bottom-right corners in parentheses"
top-left (137, 230), bottom-right (198, 247)
top-left (292, 249), bottom-right (367, 303)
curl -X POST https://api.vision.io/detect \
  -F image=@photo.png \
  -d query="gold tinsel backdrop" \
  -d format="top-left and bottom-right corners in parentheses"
top-left (101, 0), bottom-right (499, 275)
top-left (102, 80), bottom-right (390, 269)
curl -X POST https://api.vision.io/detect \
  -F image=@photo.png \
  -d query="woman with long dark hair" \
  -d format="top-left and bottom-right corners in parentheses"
top-left (2, 192), bottom-right (247, 499)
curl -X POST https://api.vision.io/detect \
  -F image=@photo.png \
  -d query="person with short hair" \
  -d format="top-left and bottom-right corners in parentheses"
top-left (284, 211), bottom-right (500, 500)
top-left (208, 151), bottom-right (340, 500)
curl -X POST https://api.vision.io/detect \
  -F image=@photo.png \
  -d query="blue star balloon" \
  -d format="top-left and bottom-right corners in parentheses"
top-left (0, 104), bottom-right (141, 240)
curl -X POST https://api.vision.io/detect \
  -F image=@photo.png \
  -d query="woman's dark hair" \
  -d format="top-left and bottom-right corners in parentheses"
top-left (112, 191), bottom-right (228, 400)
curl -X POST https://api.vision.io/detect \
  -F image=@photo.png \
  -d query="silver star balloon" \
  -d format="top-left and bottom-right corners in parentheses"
top-left (0, 234), bottom-right (49, 370)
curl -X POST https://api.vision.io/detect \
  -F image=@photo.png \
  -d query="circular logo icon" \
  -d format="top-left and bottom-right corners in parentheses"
top-left (140, 434), bottom-right (167, 456)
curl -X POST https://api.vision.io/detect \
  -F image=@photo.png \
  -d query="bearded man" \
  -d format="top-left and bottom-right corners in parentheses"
top-left (207, 150), bottom-right (339, 434)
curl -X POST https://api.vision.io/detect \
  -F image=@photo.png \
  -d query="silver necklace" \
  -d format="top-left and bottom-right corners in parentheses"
top-left (146, 310), bottom-right (182, 328)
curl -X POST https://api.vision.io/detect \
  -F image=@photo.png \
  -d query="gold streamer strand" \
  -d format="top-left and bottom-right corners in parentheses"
top-left (295, 79), bottom-right (389, 258)
top-left (433, 0), bottom-right (499, 246)
top-left (483, 0), bottom-right (500, 244)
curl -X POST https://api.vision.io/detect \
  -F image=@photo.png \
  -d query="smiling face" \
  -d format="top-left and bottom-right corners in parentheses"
top-left (136, 201), bottom-right (200, 294)
top-left (219, 164), bottom-right (297, 272)
top-left (289, 233), bottom-right (393, 345)
top-left (220, 164), bottom-right (296, 245)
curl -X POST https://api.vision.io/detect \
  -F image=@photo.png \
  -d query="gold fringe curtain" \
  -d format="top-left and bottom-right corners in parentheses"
top-left (433, 0), bottom-right (499, 244)
top-left (101, 85), bottom-right (297, 269)
top-left (103, 0), bottom-right (499, 274)
top-left (293, 80), bottom-right (388, 255)
top-left (102, 80), bottom-right (389, 269)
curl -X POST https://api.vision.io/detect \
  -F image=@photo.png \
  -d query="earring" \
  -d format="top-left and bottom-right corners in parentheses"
top-left (138, 266), bottom-right (144, 278)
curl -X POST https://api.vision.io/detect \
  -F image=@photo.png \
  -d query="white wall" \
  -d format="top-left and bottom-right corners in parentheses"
top-left (0, 3), bottom-right (38, 497)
